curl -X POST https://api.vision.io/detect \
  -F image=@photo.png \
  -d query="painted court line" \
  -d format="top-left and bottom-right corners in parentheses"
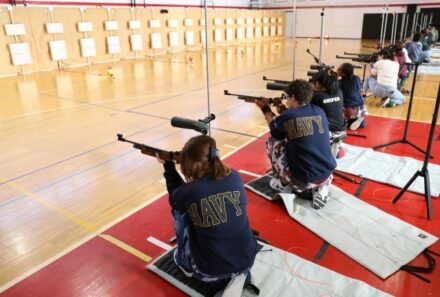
top-left (0, 128), bottom-right (268, 293)
top-left (223, 144), bottom-right (238, 149)
top-left (147, 236), bottom-right (173, 251)
top-left (0, 176), bottom-right (154, 293)
top-left (238, 170), bottom-right (263, 178)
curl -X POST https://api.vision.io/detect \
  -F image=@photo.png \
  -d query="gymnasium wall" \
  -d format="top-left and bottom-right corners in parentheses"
top-left (286, 6), bottom-right (408, 39)
top-left (260, 0), bottom-right (437, 8)
top-left (0, 6), bottom-right (284, 77)
top-left (265, 0), bottom-right (439, 39)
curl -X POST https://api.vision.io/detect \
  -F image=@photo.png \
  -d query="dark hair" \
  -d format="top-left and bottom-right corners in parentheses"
top-left (311, 69), bottom-right (339, 96)
top-left (180, 135), bottom-right (230, 180)
top-left (393, 42), bottom-right (404, 54)
top-left (412, 32), bottom-right (422, 42)
top-left (378, 48), bottom-right (393, 60)
top-left (284, 79), bottom-right (314, 105)
top-left (338, 62), bottom-right (355, 91)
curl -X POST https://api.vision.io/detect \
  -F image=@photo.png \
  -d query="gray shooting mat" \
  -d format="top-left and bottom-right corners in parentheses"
top-left (245, 174), bottom-right (438, 279)
top-left (336, 143), bottom-right (440, 196)
top-left (147, 241), bottom-right (391, 296)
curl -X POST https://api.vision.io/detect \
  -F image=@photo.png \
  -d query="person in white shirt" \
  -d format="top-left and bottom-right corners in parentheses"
top-left (363, 48), bottom-right (405, 108)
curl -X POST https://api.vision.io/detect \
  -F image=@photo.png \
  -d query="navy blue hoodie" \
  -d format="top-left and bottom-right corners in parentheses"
top-left (269, 104), bottom-right (336, 183)
top-left (163, 162), bottom-right (257, 276)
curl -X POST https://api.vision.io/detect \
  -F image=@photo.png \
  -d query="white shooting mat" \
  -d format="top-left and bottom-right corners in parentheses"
top-left (336, 143), bottom-right (440, 196)
top-left (276, 185), bottom-right (438, 279)
top-left (246, 242), bottom-right (390, 297)
top-left (430, 48), bottom-right (440, 57)
top-left (418, 60), bottom-right (440, 75)
top-left (148, 241), bottom-right (391, 297)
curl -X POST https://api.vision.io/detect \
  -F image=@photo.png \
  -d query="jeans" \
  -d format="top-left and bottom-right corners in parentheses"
top-left (172, 210), bottom-right (242, 282)
top-left (364, 76), bottom-right (405, 105)
top-left (418, 50), bottom-right (431, 63)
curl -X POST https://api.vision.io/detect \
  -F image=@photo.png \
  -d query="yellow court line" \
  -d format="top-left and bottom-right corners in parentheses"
top-left (99, 234), bottom-right (151, 262)
top-left (0, 176), bottom-right (151, 262)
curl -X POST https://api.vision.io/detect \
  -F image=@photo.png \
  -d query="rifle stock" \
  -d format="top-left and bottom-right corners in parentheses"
top-left (117, 134), bottom-right (181, 163)
top-left (224, 90), bottom-right (285, 106)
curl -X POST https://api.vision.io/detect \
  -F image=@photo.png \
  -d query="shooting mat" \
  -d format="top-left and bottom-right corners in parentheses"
top-left (418, 61), bottom-right (440, 75)
top-left (336, 143), bottom-right (440, 196)
top-left (245, 175), bottom-right (438, 279)
top-left (147, 241), bottom-right (390, 296)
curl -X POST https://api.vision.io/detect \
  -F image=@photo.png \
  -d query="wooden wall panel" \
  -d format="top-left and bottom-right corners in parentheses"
top-left (0, 7), bottom-right (285, 77)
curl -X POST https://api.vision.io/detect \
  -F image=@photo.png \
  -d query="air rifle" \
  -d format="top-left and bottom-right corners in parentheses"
top-left (262, 76), bottom-right (291, 85)
top-left (336, 54), bottom-right (378, 64)
top-left (224, 90), bottom-right (285, 106)
top-left (117, 134), bottom-right (181, 163)
top-left (336, 45), bottom-right (393, 64)
top-left (262, 76), bottom-right (290, 91)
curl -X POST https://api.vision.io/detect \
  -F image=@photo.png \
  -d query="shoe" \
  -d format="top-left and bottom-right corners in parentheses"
top-left (380, 97), bottom-right (391, 108)
top-left (384, 102), bottom-right (396, 108)
top-left (312, 179), bottom-right (331, 210)
top-left (269, 178), bottom-right (292, 193)
top-left (349, 116), bottom-right (365, 130)
top-left (336, 146), bottom-right (345, 159)
top-left (173, 249), bottom-right (194, 278)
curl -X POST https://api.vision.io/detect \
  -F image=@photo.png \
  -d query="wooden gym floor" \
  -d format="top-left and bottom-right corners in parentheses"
top-left (0, 37), bottom-right (439, 295)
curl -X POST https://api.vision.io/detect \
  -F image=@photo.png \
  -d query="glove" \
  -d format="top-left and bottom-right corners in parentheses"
top-left (260, 104), bottom-right (272, 114)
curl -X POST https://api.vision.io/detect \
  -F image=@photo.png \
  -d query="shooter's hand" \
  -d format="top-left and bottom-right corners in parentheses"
top-left (155, 153), bottom-right (165, 164)
top-left (276, 104), bottom-right (287, 114)
top-left (255, 100), bottom-right (266, 109)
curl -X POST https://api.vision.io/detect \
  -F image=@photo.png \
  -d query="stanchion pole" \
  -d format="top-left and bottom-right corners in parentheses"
top-left (318, 8), bottom-right (325, 65)
top-left (380, 7), bottom-right (386, 47)
top-left (203, 0), bottom-right (212, 135)
top-left (373, 62), bottom-right (430, 157)
top-left (392, 84), bottom-right (439, 220)
top-left (291, 0), bottom-right (297, 79)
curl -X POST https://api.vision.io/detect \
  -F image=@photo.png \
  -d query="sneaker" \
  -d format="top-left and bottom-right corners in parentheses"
top-left (336, 146), bottom-right (345, 159)
top-left (269, 178), bottom-right (292, 193)
top-left (173, 249), bottom-right (193, 278)
top-left (380, 97), bottom-right (391, 108)
top-left (349, 116), bottom-right (365, 130)
top-left (312, 179), bottom-right (331, 210)
top-left (384, 102), bottom-right (396, 108)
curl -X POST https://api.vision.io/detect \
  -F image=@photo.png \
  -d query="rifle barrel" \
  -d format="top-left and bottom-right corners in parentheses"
top-left (117, 134), bottom-right (181, 163)
top-left (224, 91), bottom-right (284, 105)
top-left (261, 76), bottom-right (290, 84)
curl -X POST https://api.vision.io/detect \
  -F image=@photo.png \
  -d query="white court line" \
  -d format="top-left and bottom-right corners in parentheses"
top-left (0, 190), bottom-right (167, 293)
top-left (0, 128), bottom-right (269, 293)
top-left (238, 170), bottom-right (263, 178)
top-left (223, 144), bottom-right (237, 149)
top-left (147, 236), bottom-right (173, 251)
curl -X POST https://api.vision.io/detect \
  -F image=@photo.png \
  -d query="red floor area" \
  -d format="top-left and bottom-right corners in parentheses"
top-left (2, 115), bottom-right (439, 297)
